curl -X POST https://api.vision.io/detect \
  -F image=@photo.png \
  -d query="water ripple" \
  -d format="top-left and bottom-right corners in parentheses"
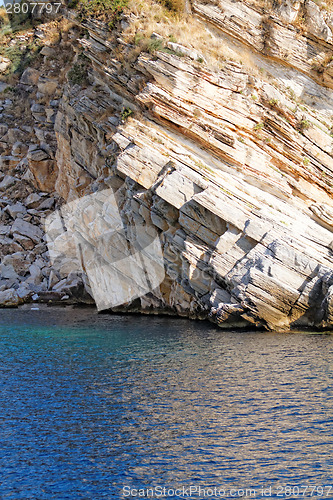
top-left (0, 308), bottom-right (332, 499)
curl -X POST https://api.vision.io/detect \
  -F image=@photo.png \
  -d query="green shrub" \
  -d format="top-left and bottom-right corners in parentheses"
top-left (3, 85), bottom-right (14, 93)
top-left (79, 0), bottom-right (127, 14)
top-left (145, 37), bottom-right (184, 56)
top-left (134, 32), bottom-right (145, 45)
top-left (298, 118), bottom-right (311, 132)
top-left (0, 40), bottom-right (41, 75)
top-left (254, 122), bottom-right (264, 131)
top-left (77, 0), bottom-right (128, 29)
top-left (147, 38), bottom-right (164, 53)
top-left (68, 0), bottom-right (80, 7)
top-left (67, 55), bottom-right (89, 85)
top-left (287, 87), bottom-right (297, 101)
top-left (134, 34), bottom-right (185, 58)
top-left (121, 106), bottom-right (133, 121)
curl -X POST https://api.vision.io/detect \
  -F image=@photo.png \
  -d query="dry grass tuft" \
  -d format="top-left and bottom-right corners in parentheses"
top-left (122, 0), bottom-right (241, 69)
top-left (323, 0), bottom-right (333, 11)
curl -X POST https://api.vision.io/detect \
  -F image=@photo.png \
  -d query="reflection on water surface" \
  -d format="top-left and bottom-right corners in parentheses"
top-left (0, 308), bottom-right (332, 499)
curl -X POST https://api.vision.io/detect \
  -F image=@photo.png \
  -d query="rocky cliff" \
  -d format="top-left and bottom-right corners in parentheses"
top-left (1, 0), bottom-right (333, 330)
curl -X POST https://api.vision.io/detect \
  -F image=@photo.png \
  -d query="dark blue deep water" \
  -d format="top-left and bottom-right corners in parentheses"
top-left (0, 307), bottom-right (332, 499)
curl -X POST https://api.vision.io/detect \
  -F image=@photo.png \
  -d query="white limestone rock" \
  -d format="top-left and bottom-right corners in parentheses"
top-left (276, 0), bottom-right (301, 24)
top-left (305, 0), bottom-right (332, 41)
top-left (0, 289), bottom-right (20, 307)
top-left (166, 42), bottom-right (207, 63)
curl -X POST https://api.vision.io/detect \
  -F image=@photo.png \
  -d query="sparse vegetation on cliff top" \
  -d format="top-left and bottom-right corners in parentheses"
top-left (73, 0), bottom-right (129, 29)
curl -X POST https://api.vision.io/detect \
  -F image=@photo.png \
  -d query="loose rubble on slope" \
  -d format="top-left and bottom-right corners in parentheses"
top-left (1, 0), bottom-right (333, 330)
top-left (0, 19), bottom-right (91, 306)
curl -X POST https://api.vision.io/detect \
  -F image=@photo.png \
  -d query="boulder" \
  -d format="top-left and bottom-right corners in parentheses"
top-left (0, 262), bottom-right (19, 281)
top-left (13, 233), bottom-right (35, 250)
top-left (37, 197), bottom-right (55, 210)
top-left (11, 219), bottom-right (43, 244)
top-left (30, 104), bottom-right (45, 122)
top-left (52, 277), bottom-right (66, 292)
top-left (276, 0), bottom-right (300, 24)
top-left (40, 46), bottom-right (56, 57)
top-left (0, 289), bottom-right (20, 307)
top-left (5, 202), bottom-right (27, 219)
top-left (27, 263), bottom-right (43, 285)
top-left (30, 103), bottom-right (45, 115)
top-left (46, 108), bottom-right (57, 124)
top-left (27, 147), bottom-right (50, 162)
top-left (3, 128), bottom-right (26, 144)
top-left (166, 42), bottom-right (207, 63)
top-left (21, 169), bottom-right (35, 184)
top-left (0, 57), bottom-right (10, 73)
top-left (0, 123), bottom-right (8, 138)
top-left (0, 175), bottom-right (17, 191)
top-left (28, 159), bottom-right (58, 192)
top-left (11, 142), bottom-right (29, 157)
top-left (0, 83), bottom-right (10, 94)
top-left (0, 156), bottom-right (19, 171)
top-left (16, 284), bottom-right (32, 300)
top-left (0, 224), bottom-right (10, 235)
top-left (37, 77), bottom-right (58, 96)
top-left (0, 236), bottom-right (22, 255)
top-left (1, 252), bottom-right (31, 275)
top-left (25, 193), bottom-right (42, 208)
top-left (31, 242), bottom-right (47, 255)
top-left (20, 68), bottom-right (40, 85)
top-left (48, 270), bottom-right (59, 289)
top-left (305, 0), bottom-right (332, 41)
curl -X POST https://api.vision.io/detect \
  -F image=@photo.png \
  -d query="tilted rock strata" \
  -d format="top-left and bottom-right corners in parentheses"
top-left (52, 8), bottom-right (333, 330)
top-left (1, 2), bottom-right (333, 330)
top-left (193, 0), bottom-right (333, 88)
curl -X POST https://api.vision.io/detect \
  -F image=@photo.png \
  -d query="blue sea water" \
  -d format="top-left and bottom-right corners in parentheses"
top-left (0, 307), bottom-right (332, 499)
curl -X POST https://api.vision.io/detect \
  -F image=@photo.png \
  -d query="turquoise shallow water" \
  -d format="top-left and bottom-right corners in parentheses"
top-left (0, 307), bottom-right (332, 499)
